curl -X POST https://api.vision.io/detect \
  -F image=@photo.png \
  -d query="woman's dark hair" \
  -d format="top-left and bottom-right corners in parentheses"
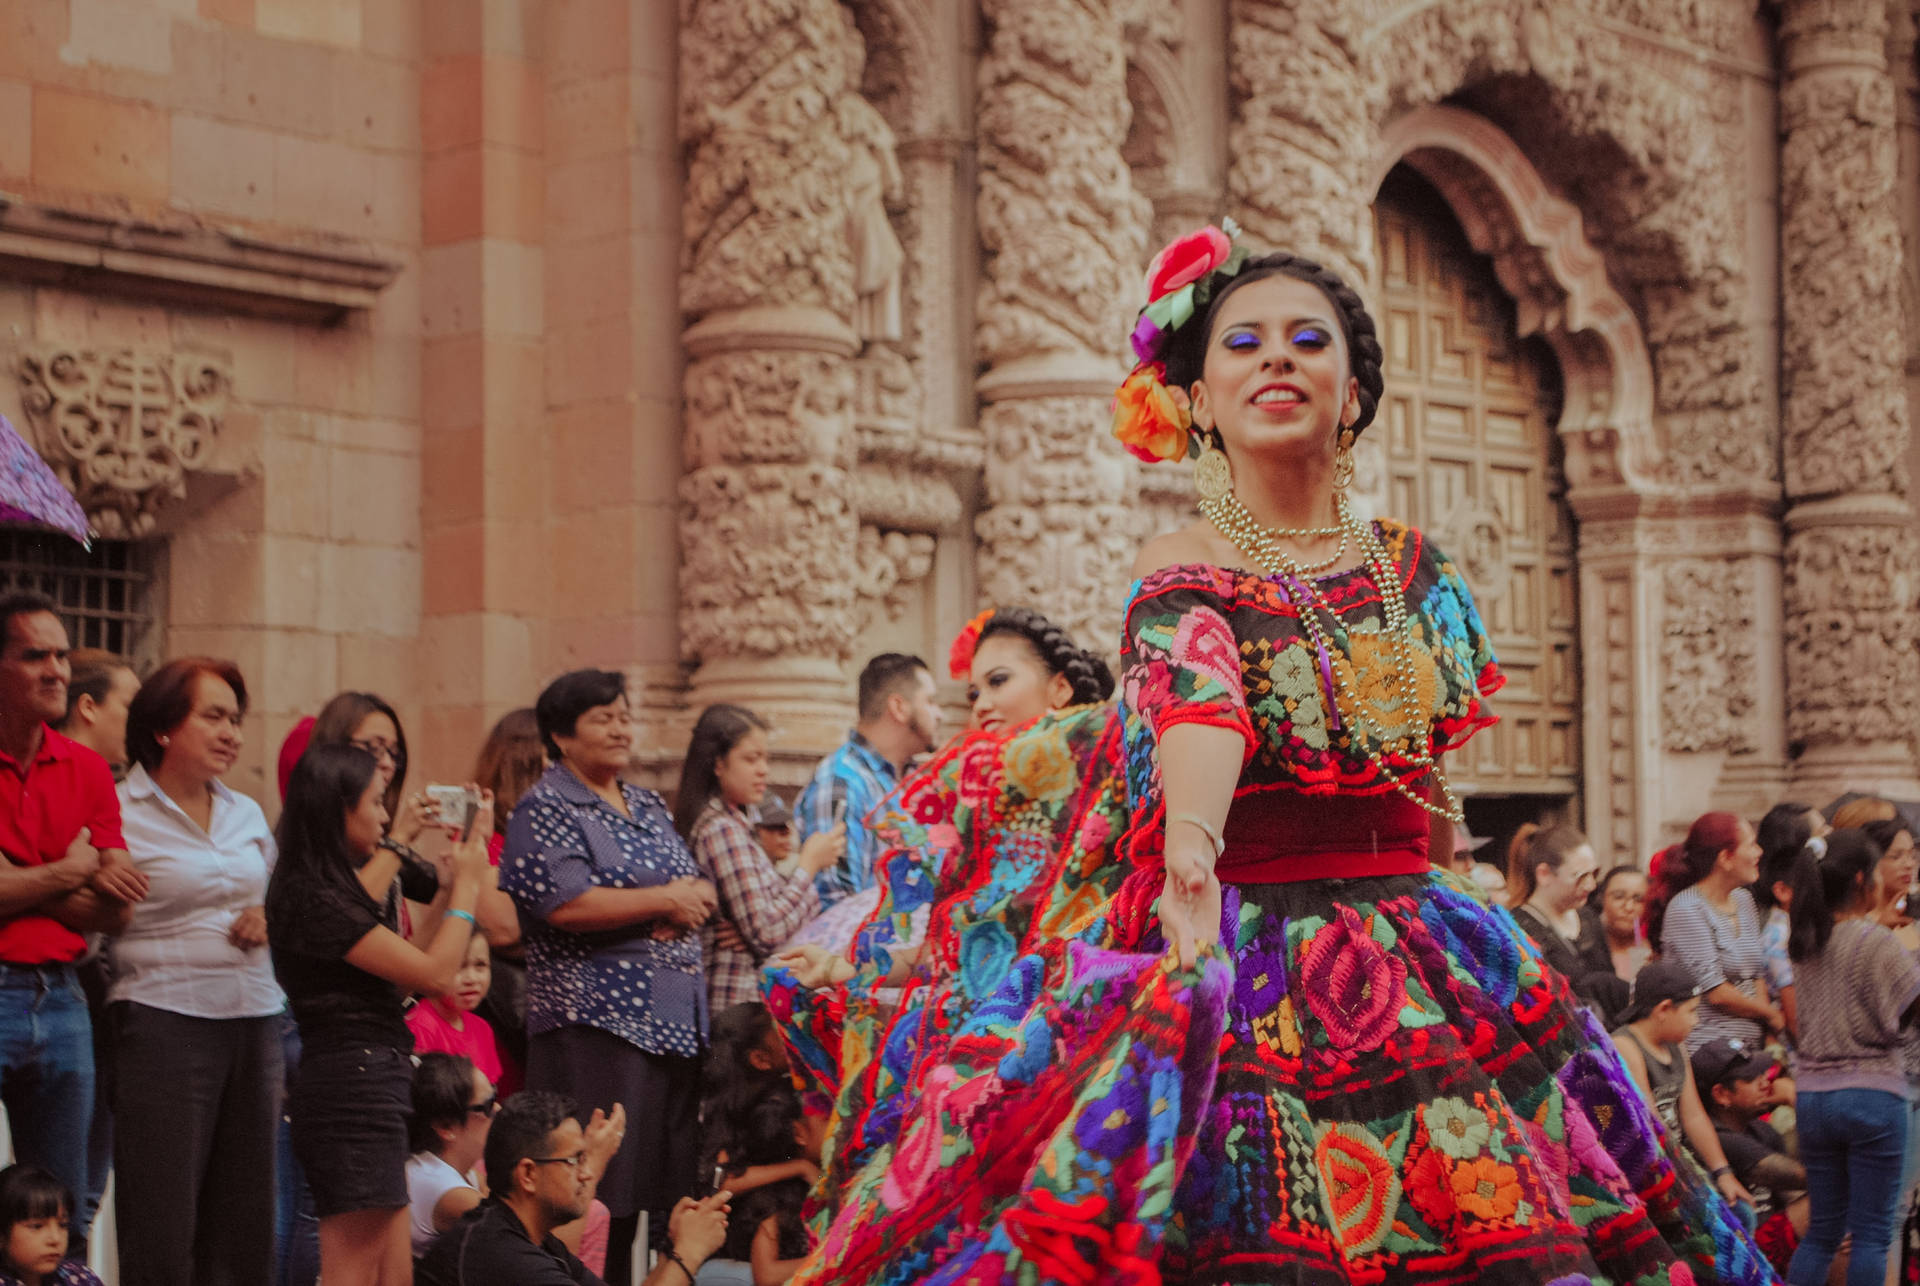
top-left (268, 742), bottom-right (383, 916)
top-left (1503, 822), bottom-right (1588, 908)
top-left (311, 691), bottom-right (409, 822)
top-left (1753, 802), bottom-right (1817, 912)
top-left (1643, 811), bottom-right (1745, 950)
top-left (534, 669), bottom-right (627, 761)
top-left (410, 1052), bottom-right (481, 1154)
top-left (699, 1003), bottom-right (787, 1184)
top-left (974, 606), bottom-right (1116, 706)
top-left (0, 1162), bottom-right (70, 1230)
top-left (1864, 817), bottom-right (1915, 884)
top-left (1161, 252), bottom-right (1387, 437)
top-left (674, 705), bottom-right (768, 840)
top-left (1588, 864), bottom-right (1645, 916)
top-left (1787, 828), bottom-right (1884, 962)
top-left (124, 656), bottom-right (248, 773)
top-left (475, 708), bottom-right (545, 834)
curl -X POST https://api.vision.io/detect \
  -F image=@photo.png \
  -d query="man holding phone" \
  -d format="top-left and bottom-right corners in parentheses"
top-left (797, 654), bottom-right (943, 907)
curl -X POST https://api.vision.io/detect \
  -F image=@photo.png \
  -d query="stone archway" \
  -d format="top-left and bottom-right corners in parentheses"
top-left (1366, 105), bottom-right (1668, 865)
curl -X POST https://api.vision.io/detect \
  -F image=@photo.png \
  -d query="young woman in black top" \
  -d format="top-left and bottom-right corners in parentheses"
top-left (267, 743), bottom-right (495, 1286)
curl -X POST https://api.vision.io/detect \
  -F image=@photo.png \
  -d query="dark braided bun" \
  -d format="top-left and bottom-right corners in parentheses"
top-left (976, 606), bottom-right (1116, 706)
top-left (1160, 252), bottom-right (1386, 437)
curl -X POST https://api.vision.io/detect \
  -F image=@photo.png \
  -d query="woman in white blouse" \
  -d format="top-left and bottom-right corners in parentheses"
top-left (109, 657), bottom-right (283, 1286)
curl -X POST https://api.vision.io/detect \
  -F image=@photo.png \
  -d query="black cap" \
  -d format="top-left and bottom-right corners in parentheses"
top-left (1691, 1037), bottom-right (1775, 1092)
top-left (1618, 959), bottom-right (1707, 1023)
top-left (754, 797), bottom-right (793, 830)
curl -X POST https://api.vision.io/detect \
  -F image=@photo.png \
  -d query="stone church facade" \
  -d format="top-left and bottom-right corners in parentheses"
top-left (0, 0), bottom-right (1916, 863)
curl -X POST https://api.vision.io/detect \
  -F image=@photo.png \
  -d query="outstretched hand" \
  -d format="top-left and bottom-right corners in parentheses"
top-left (1159, 867), bottom-right (1221, 971)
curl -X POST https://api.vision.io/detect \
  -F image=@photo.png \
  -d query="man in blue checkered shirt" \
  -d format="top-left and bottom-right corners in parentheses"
top-left (797, 654), bottom-right (944, 907)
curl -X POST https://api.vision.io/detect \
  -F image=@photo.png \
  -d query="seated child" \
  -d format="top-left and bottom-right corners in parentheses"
top-left (0, 1165), bottom-right (103, 1286)
top-left (1610, 959), bottom-right (1757, 1214)
top-left (406, 931), bottom-right (504, 1088)
top-left (1693, 1037), bottom-right (1807, 1275)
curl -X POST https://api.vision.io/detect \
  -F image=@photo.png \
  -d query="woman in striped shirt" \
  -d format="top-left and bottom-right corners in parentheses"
top-left (1648, 811), bottom-right (1783, 1054)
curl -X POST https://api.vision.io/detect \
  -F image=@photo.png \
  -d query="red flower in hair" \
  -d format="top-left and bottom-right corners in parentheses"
top-left (1145, 225), bottom-right (1233, 302)
top-left (949, 608), bottom-right (996, 679)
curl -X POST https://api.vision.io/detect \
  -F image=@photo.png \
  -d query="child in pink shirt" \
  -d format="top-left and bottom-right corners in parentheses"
top-left (406, 933), bottom-right (503, 1087)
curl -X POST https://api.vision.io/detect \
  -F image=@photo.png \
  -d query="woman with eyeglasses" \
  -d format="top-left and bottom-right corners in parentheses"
top-left (267, 743), bottom-right (496, 1286)
top-left (1591, 865), bottom-right (1653, 983)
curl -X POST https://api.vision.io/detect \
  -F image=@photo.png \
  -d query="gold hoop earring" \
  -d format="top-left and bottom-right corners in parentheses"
top-left (1194, 432), bottom-right (1233, 503)
top-left (1332, 428), bottom-right (1356, 493)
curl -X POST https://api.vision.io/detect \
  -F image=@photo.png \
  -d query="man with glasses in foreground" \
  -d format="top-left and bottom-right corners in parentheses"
top-left (417, 1091), bottom-right (730, 1285)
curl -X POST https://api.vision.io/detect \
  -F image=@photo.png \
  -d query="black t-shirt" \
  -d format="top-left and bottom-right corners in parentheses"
top-left (1716, 1117), bottom-right (1794, 1218)
top-left (267, 869), bottom-right (409, 1050)
top-left (416, 1199), bottom-right (603, 1286)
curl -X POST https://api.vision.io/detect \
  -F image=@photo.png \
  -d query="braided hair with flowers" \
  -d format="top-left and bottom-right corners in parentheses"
top-left (1110, 220), bottom-right (1385, 463)
top-left (948, 606), bottom-right (1115, 706)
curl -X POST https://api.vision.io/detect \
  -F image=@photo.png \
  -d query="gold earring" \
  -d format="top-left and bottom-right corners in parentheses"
top-left (1333, 428), bottom-right (1356, 493)
top-left (1194, 430), bottom-right (1233, 503)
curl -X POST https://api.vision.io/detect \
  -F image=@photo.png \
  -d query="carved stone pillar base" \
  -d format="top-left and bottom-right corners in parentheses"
top-left (684, 655), bottom-right (854, 782)
top-left (1783, 493), bottom-right (1920, 802)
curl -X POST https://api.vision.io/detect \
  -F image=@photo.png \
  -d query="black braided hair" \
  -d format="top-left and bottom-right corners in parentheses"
top-left (1160, 252), bottom-right (1386, 438)
top-left (975, 606), bottom-right (1116, 706)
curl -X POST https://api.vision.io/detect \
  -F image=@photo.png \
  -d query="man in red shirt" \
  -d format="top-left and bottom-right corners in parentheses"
top-left (0, 592), bottom-right (144, 1252)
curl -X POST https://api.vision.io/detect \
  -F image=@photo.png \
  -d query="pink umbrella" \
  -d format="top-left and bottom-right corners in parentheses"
top-left (0, 412), bottom-right (89, 545)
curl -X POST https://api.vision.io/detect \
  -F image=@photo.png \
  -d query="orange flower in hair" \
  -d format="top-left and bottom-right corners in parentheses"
top-left (949, 608), bottom-right (996, 679)
top-left (1109, 363), bottom-right (1192, 464)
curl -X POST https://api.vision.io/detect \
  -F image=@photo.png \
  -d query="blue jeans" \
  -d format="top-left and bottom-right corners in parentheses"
top-left (1790, 1088), bottom-right (1911, 1286)
top-left (0, 963), bottom-right (95, 1247)
top-left (273, 1014), bottom-right (318, 1286)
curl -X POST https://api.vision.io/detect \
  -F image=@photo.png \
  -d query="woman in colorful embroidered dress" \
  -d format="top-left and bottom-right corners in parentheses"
top-left (770, 226), bottom-right (1772, 1286)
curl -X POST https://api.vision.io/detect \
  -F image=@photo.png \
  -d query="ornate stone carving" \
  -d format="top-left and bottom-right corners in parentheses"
top-left (680, 0), bottom-right (902, 325)
top-left (854, 525), bottom-right (937, 627)
top-left (16, 347), bottom-right (232, 539)
top-left (1364, 3), bottom-right (1765, 490)
top-left (1228, 0), bottom-right (1375, 284)
top-left (1777, 0), bottom-right (1920, 796)
top-left (1778, 0), bottom-right (1908, 500)
top-left (975, 0), bottom-right (1151, 366)
top-left (679, 462), bottom-right (858, 661)
top-left (1661, 558), bottom-right (1758, 754)
top-left (679, 0), bottom-right (906, 690)
top-left (1597, 571), bottom-right (1639, 865)
top-left (974, 0), bottom-right (1151, 649)
top-left (1783, 513), bottom-right (1920, 750)
top-left (851, 466), bottom-right (960, 535)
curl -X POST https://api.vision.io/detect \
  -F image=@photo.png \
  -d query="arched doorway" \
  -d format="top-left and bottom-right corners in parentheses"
top-left (1369, 167), bottom-right (1581, 849)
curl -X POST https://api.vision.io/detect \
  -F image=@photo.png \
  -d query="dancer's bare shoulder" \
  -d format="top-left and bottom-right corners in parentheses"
top-left (1132, 522), bottom-right (1234, 580)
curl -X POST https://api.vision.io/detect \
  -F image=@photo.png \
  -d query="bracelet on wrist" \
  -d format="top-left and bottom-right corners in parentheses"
top-left (665, 1249), bottom-right (697, 1284)
top-left (1166, 812), bottom-right (1225, 861)
top-left (1709, 1164), bottom-right (1732, 1180)
top-left (445, 908), bottom-right (477, 929)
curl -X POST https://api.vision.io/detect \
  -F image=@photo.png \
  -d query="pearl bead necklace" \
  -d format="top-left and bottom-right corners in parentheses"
top-left (1199, 488), bottom-right (1465, 825)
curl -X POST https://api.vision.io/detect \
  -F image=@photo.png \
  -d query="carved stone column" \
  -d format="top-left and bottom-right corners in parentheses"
top-left (1228, 0), bottom-right (1374, 285)
top-left (679, 0), bottom-right (899, 752)
top-left (1778, 0), bottom-right (1920, 800)
top-left (973, 0), bottom-right (1152, 654)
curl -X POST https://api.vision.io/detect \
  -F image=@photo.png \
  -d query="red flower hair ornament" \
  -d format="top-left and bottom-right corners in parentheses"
top-left (949, 608), bottom-right (997, 680)
top-left (1111, 220), bottom-right (1250, 465)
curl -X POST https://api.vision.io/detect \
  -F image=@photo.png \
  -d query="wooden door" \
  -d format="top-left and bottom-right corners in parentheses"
top-left (1369, 168), bottom-right (1581, 803)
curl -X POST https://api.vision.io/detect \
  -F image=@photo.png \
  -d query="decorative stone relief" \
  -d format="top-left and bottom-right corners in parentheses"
top-left (1778, 0), bottom-right (1909, 499)
top-left (1431, 496), bottom-right (1513, 608)
top-left (1598, 572), bottom-right (1638, 864)
top-left (1364, 2), bottom-right (1765, 490)
top-left (678, 0), bottom-right (906, 682)
top-left (678, 463), bottom-right (858, 660)
top-left (16, 347), bottom-right (232, 539)
top-left (854, 525), bottom-right (937, 628)
top-left (1782, 519), bottom-right (1920, 750)
top-left (1660, 558), bottom-right (1758, 754)
top-left (1228, 0), bottom-right (1375, 285)
top-left (974, 0), bottom-right (1151, 651)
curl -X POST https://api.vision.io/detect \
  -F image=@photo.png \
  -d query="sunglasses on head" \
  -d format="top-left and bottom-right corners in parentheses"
top-left (468, 1095), bottom-right (500, 1118)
